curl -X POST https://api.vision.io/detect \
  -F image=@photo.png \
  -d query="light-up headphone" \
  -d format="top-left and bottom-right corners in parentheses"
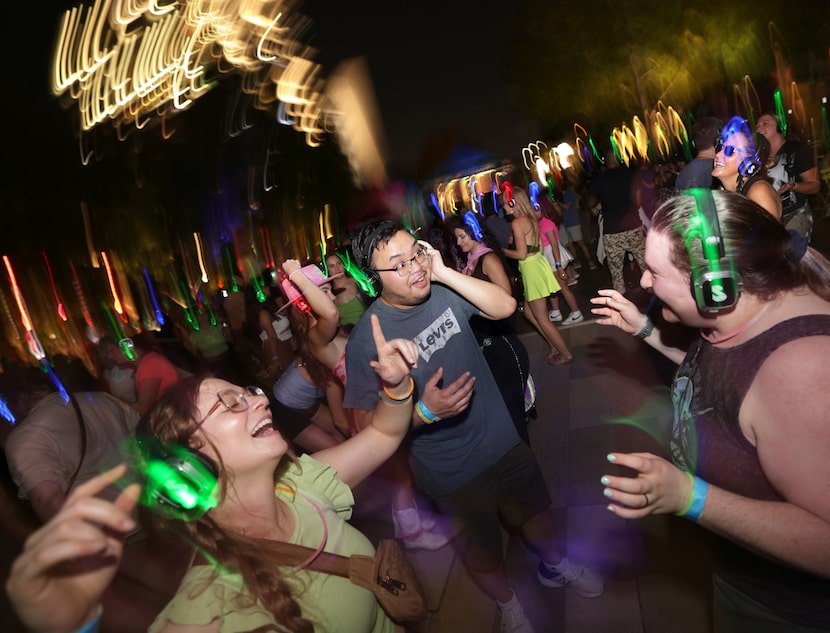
top-left (684, 188), bottom-right (742, 312)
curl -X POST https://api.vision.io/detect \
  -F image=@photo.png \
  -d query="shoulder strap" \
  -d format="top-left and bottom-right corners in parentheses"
top-left (265, 540), bottom-right (352, 578)
top-left (66, 393), bottom-right (88, 494)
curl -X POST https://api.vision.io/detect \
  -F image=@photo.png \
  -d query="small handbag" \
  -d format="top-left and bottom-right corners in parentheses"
top-left (269, 538), bottom-right (427, 623)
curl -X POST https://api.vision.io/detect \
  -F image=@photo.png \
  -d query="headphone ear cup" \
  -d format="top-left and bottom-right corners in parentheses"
top-left (738, 158), bottom-right (759, 178)
top-left (366, 270), bottom-right (382, 296)
top-left (136, 433), bottom-right (219, 522)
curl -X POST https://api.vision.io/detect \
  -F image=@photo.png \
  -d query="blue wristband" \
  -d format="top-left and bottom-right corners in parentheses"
top-left (677, 475), bottom-right (708, 522)
top-left (416, 400), bottom-right (441, 423)
top-left (75, 609), bottom-right (102, 633)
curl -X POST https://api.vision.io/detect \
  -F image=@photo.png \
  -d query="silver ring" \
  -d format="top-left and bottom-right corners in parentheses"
top-left (643, 493), bottom-right (650, 506)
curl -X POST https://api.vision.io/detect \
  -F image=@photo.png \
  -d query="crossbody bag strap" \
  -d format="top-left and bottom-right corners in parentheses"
top-left (267, 491), bottom-right (352, 577)
top-left (66, 393), bottom-right (88, 494)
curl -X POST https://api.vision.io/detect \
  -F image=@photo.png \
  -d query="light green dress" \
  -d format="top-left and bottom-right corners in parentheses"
top-left (149, 455), bottom-right (394, 633)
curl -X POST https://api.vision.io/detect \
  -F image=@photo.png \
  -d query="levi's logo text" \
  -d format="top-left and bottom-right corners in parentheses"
top-left (413, 308), bottom-right (459, 362)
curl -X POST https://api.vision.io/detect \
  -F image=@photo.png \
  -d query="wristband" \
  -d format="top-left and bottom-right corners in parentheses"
top-left (378, 377), bottom-right (414, 404)
top-left (75, 608), bottom-right (103, 633)
top-left (415, 400), bottom-right (441, 424)
top-left (634, 317), bottom-right (654, 339)
top-left (288, 269), bottom-right (302, 281)
top-left (555, 262), bottom-right (562, 268)
top-left (675, 471), bottom-right (708, 522)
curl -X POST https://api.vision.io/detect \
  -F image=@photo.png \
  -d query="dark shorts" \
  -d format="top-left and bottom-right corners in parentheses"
top-left (269, 394), bottom-right (314, 441)
top-left (433, 442), bottom-right (551, 572)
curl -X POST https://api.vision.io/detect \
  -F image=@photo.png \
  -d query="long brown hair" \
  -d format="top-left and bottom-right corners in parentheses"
top-left (144, 376), bottom-right (314, 633)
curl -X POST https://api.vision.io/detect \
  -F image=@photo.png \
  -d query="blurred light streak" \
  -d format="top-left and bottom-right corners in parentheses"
top-left (41, 360), bottom-right (70, 403)
top-left (100, 251), bottom-right (124, 316)
top-left (42, 253), bottom-right (68, 322)
top-left (52, 0), bottom-right (335, 149)
top-left (3, 255), bottom-right (45, 360)
top-left (0, 397), bottom-right (16, 425)
top-left (194, 232), bottom-right (209, 283)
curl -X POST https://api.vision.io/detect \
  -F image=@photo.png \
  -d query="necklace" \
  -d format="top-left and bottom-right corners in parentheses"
top-left (700, 303), bottom-right (771, 344)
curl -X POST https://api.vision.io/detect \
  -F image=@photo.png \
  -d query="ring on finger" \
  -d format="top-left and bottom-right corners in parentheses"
top-left (607, 297), bottom-right (612, 305)
top-left (643, 493), bottom-right (650, 506)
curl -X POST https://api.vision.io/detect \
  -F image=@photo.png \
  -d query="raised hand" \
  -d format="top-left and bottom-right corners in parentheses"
top-left (6, 464), bottom-right (139, 633)
top-left (368, 314), bottom-right (418, 395)
top-left (281, 258), bottom-right (302, 279)
top-left (590, 289), bottom-right (649, 335)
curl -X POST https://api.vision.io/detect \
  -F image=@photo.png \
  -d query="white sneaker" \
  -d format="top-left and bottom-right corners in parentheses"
top-left (561, 312), bottom-right (584, 325)
top-left (401, 528), bottom-right (452, 551)
top-left (538, 558), bottom-right (604, 598)
top-left (548, 310), bottom-right (563, 322)
top-left (499, 595), bottom-right (536, 633)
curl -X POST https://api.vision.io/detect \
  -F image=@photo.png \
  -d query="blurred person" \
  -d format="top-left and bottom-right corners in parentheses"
top-left (130, 331), bottom-right (189, 417)
top-left (271, 357), bottom-right (348, 452)
top-left (756, 112), bottom-right (821, 238)
top-left (96, 337), bottom-right (137, 404)
top-left (449, 216), bottom-right (532, 444)
top-left (143, 316), bottom-right (420, 633)
top-left (556, 177), bottom-right (596, 269)
top-left (502, 188), bottom-right (574, 364)
top-left (325, 249), bottom-right (370, 331)
top-left (347, 219), bottom-right (602, 633)
top-left (535, 198), bottom-right (583, 324)
top-left (591, 189), bottom-right (830, 632)
top-left (676, 116), bottom-right (720, 189)
top-left (589, 149), bottom-right (647, 295)
top-left (712, 116), bottom-right (782, 221)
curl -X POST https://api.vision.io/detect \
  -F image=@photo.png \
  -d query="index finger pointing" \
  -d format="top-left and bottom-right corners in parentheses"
top-left (370, 314), bottom-right (387, 351)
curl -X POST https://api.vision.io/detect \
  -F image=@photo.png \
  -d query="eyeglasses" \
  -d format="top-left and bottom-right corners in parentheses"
top-left (714, 138), bottom-right (737, 157)
top-left (373, 247), bottom-right (429, 277)
top-left (194, 385), bottom-right (267, 430)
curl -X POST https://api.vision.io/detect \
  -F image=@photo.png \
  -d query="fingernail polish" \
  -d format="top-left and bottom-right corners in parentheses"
top-left (607, 453), bottom-right (617, 462)
top-left (603, 488), bottom-right (613, 498)
top-left (600, 476), bottom-right (610, 485)
top-left (606, 505), bottom-right (616, 513)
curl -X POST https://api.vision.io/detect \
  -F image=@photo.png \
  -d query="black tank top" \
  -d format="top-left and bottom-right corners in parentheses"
top-left (672, 314), bottom-right (830, 627)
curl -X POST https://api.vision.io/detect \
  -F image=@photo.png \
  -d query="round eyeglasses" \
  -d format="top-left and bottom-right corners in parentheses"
top-left (193, 385), bottom-right (267, 431)
top-left (372, 247), bottom-right (429, 277)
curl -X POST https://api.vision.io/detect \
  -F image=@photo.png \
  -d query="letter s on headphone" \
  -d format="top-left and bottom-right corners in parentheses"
top-left (684, 189), bottom-right (742, 312)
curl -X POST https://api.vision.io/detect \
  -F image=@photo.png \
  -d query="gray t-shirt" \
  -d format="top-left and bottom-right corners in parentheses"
top-left (343, 284), bottom-right (519, 496)
top-left (5, 392), bottom-right (139, 502)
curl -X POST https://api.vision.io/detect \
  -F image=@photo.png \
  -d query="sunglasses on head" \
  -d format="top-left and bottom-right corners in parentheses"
top-left (715, 138), bottom-right (737, 157)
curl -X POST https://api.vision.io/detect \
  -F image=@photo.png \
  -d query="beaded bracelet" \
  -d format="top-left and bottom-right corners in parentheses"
top-left (675, 471), bottom-right (708, 522)
top-left (378, 377), bottom-right (415, 404)
top-left (634, 317), bottom-right (654, 339)
top-left (415, 400), bottom-right (441, 424)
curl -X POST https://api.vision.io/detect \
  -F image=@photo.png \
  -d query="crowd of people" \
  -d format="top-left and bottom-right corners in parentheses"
top-left (2, 111), bottom-right (829, 633)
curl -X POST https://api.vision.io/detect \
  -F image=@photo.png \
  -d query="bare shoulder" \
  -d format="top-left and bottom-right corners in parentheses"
top-left (745, 332), bottom-right (830, 434)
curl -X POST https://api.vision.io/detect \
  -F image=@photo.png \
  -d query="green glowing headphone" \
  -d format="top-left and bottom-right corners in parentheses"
top-left (685, 188), bottom-right (742, 312)
top-left (133, 431), bottom-right (219, 522)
